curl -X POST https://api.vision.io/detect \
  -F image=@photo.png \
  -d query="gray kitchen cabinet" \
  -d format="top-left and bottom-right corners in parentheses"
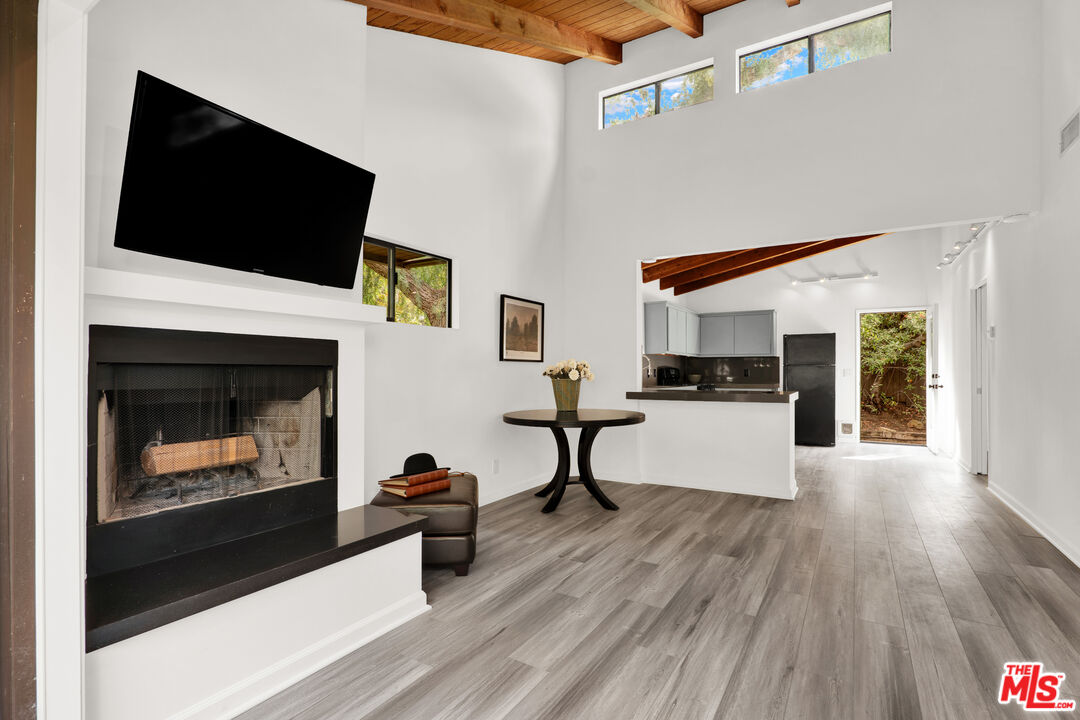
top-left (644, 303), bottom-right (768, 356)
top-left (699, 314), bottom-right (734, 355)
top-left (667, 306), bottom-right (686, 354)
top-left (699, 310), bottom-right (776, 357)
top-left (644, 302), bottom-right (698, 355)
top-left (734, 311), bottom-right (775, 355)
top-left (686, 311), bottom-right (700, 355)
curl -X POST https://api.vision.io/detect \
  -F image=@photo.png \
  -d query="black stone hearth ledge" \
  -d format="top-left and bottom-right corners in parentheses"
top-left (86, 505), bottom-right (427, 652)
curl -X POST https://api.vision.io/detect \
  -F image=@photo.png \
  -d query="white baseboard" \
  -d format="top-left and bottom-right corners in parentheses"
top-left (480, 473), bottom-right (547, 506)
top-left (643, 474), bottom-right (797, 501)
top-left (179, 591), bottom-right (430, 720)
top-left (988, 483), bottom-right (1080, 571)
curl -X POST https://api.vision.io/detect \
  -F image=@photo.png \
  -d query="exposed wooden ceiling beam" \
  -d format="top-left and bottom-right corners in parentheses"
top-left (659, 239), bottom-right (818, 290)
top-left (350, 0), bottom-right (622, 64)
top-left (620, 0), bottom-right (702, 37)
top-left (673, 234), bottom-right (885, 295)
top-left (641, 250), bottom-right (743, 283)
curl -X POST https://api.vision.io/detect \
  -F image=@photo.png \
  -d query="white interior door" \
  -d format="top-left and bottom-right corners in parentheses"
top-left (972, 284), bottom-right (990, 474)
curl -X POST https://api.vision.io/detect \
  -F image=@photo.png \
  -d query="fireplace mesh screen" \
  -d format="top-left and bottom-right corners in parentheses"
top-left (95, 364), bottom-right (329, 523)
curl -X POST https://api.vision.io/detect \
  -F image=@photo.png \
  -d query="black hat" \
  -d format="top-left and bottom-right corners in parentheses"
top-left (394, 452), bottom-right (449, 478)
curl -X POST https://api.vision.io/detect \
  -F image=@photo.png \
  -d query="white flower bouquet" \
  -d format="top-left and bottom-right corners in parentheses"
top-left (542, 359), bottom-right (595, 382)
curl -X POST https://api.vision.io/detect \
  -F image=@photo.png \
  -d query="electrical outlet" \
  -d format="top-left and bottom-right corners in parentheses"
top-left (491, 458), bottom-right (500, 475)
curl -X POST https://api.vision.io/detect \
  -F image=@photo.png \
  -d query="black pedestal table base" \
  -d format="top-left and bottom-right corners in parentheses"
top-left (503, 409), bottom-right (646, 513)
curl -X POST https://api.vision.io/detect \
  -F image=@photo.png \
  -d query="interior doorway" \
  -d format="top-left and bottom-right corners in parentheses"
top-left (859, 309), bottom-right (928, 446)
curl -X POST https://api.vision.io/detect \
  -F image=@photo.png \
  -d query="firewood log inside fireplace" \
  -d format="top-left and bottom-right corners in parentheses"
top-left (140, 436), bottom-right (260, 477)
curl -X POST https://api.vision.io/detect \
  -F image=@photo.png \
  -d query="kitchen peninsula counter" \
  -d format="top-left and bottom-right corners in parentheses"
top-left (628, 387), bottom-right (798, 500)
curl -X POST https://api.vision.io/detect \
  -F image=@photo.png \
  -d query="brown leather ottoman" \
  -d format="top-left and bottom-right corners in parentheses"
top-left (371, 473), bottom-right (477, 576)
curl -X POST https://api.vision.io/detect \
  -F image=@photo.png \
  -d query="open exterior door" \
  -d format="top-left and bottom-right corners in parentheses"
top-left (925, 304), bottom-right (941, 454)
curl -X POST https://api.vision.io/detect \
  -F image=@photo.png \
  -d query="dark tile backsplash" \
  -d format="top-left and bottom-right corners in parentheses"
top-left (642, 354), bottom-right (779, 388)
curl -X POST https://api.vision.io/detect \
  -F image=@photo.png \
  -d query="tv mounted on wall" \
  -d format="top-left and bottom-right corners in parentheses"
top-left (114, 71), bottom-right (375, 289)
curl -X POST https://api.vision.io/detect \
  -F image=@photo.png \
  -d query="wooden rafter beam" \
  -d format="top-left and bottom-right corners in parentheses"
top-left (672, 234), bottom-right (885, 295)
top-left (641, 250), bottom-right (743, 283)
top-left (349, 0), bottom-right (622, 64)
top-left (620, 0), bottom-right (702, 37)
top-left (659, 239), bottom-right (818, 290)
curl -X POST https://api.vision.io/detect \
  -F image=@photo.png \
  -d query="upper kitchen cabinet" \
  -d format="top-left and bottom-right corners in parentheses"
top-left (645, 302), bottom-right (699, 355)
top-left (646, 304), bottom-right (773, 357)
top-left (733, 311), bottom-right (776, 355)
top-left (699, 314), bottom-right (734, 355)
top-left (699, 310), bottom-right (777, 357)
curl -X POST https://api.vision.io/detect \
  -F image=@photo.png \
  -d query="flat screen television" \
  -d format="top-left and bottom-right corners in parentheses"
top-left (114, 71), bottom-right (375, 289)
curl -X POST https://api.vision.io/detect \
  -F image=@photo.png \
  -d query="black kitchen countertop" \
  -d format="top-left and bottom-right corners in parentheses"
top-left (626, 388), bottom-right (799, 404)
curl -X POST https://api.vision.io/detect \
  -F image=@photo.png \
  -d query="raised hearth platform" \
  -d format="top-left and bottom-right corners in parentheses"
top-left (86, 504), bottom-right (426, 651)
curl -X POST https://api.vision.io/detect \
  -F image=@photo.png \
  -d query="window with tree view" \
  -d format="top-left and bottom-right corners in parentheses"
top-left (740, 11), bottom-right (890, 92)
top-left (603, 63), bottom-right (714, 128)
top-left (361, 239), bottom-right (451, 328)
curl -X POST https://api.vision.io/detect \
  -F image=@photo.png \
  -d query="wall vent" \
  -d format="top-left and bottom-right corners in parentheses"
top-left (1062, 111), bottom-right (1080, 156)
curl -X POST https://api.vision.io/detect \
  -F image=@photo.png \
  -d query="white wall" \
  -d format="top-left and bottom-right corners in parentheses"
top-left (561, 0), bottom-right (1041, 477)
top-left (361, 28), bottom-right (568, 503)
top-left (673, 230), bottom-right (939, 442)
top-left (969, 0), bottom-right (1080, 564)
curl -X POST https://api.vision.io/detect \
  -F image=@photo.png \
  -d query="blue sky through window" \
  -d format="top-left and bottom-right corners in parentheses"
top-left (740, 40), bottom-right (809, 91)
top-left (740, 12), bottom-right (890, 92)
top-left (604, 66), bottom-right (714, 128)
top-left (604, 85), bottom-right (656, 128)
top-left (660, 67), bottom-right (713, 113)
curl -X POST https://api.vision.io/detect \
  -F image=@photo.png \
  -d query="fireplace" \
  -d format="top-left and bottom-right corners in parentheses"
top-left (87, 326), bottom-right (338, 576)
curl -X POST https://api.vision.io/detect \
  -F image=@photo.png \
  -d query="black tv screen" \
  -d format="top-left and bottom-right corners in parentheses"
top-left (114, 71), bottom-right (375, 289)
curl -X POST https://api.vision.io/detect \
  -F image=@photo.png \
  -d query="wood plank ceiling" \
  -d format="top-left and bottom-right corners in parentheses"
top-left (354, 0), bottom-right (785, 65)
top-left (642, 234), bottom-right (884, 295)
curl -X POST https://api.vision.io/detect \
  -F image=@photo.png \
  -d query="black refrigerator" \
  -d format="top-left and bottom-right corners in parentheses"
top-left (784, 333), bottom-right (836, 446)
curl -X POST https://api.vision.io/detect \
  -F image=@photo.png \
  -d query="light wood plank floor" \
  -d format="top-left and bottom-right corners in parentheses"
top-left (241, 445), bottom-right (1080, 720)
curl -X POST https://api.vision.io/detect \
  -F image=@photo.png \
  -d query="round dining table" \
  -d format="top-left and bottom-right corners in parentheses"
top-left (502, 409), bottom-right (645, 513)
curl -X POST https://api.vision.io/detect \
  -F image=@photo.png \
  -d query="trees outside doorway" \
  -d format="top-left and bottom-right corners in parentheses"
top-left (860, 310), bottom-right (927, 445)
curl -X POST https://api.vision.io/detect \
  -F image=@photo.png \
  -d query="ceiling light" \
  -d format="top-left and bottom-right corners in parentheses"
top-left (792, 271), bottom-right (879, 285)
top-left (935, 263), bottom-right (944, 270)
top-left (1002, 213), bottom-right (1031, 224)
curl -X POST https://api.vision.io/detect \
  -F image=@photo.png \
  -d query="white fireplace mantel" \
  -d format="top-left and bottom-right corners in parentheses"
top-left (84, 266), bottom-right (388, 325)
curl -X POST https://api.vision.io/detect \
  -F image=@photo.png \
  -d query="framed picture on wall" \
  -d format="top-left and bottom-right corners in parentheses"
top-left (500, 295), bottom-right (544, 362)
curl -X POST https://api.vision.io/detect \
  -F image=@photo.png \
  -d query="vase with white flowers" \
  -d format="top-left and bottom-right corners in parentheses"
top-left (542, 359), bottom-right (594, 412)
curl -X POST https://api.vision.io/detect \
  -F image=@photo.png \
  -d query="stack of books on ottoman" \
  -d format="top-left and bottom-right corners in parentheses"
top-left (378, 467), bottom-right (453, 498)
